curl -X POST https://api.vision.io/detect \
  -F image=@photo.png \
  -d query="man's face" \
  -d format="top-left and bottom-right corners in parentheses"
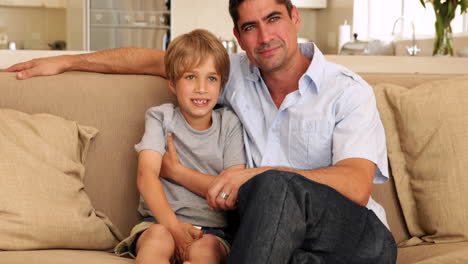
top-left (233, 0), bottom-right (301, 73)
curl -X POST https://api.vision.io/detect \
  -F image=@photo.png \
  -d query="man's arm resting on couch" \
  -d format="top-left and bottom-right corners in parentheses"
top-left (3, 47), bottom-right (166, 80)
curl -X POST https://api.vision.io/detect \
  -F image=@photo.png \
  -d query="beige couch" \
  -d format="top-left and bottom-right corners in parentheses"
top-left (0, 71), bottom-right (466, 264)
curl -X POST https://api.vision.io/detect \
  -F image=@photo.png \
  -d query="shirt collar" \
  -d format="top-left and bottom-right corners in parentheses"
top-left (300, 42), bottom-right (326, 94)
top-left (246, 63), bottom-right (261, 82)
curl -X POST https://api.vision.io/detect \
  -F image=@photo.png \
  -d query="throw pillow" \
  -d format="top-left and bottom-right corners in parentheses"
top-left (374, 76), bottom-right (468, 246)
top-left (0, 109), bottom-right (121, 250)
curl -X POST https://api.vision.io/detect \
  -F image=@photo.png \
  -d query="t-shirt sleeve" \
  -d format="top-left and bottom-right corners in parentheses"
top-left (135, 104), bottom-right (173, 155)
top-left (221, 108), bottom-right (246, 169)
top-left (332, 80), bottom-right (389, 183)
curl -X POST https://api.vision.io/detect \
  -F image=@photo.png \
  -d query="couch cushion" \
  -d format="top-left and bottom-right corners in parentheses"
top-left (374, 77), bottom-right (468, 246)
top-left (397, 242), bottom-right (468, 264)
top-left (0, 109), bottom-right (121, 250)
top-left (0, 72), bottom-right (176, 236)
top-left (0, 250), bottom-right (133, 264)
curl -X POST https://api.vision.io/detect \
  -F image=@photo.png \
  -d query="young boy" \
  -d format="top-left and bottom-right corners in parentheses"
top-left (114, 29), bottom-right (246, 264)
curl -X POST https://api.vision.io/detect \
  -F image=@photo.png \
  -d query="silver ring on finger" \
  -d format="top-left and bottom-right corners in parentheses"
top-left (219, 192), bottom-right (230, 200)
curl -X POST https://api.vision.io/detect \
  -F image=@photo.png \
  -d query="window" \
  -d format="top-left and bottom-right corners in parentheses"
top-left (353, 0), bottom-right (468, 40)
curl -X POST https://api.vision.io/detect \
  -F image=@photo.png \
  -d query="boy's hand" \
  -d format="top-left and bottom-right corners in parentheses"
top-left (161, 134), bottom-right (184, 181)
top-left (167, 221), bottom-right (202, 262)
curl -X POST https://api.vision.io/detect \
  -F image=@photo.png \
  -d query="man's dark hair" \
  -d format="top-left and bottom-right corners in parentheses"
top-left (229, 0), bottom-right (293, 30)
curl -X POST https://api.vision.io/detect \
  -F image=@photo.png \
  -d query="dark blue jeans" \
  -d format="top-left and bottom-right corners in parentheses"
top-left (226, 170), bottom-right (397, 264)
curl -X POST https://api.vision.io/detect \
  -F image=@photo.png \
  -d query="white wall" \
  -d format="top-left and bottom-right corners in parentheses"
top-left (171, 0), bottom-right (234, 40)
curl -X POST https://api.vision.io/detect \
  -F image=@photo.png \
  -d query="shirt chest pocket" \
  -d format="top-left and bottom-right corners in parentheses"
top-left (288, 119), bottom-right (333, 170)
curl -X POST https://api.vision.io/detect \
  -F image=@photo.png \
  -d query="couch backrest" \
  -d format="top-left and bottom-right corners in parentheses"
top-left (0, 72), bottom-right (177, 236)
top-left (0, 71), bottom-right (456, 242)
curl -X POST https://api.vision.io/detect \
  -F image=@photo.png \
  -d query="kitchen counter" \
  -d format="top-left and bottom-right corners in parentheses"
top-left (327, 55), bottom-right (468, 75)
top-left (1, 50), bottom-right (467, 75)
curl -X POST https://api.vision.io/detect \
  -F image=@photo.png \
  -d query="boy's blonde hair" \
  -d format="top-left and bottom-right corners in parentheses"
top-left (165, 29), bottom-right (230, 88)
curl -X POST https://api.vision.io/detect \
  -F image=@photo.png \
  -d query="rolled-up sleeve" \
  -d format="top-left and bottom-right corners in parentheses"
top-left (332, 82), bottom-right (388, 183)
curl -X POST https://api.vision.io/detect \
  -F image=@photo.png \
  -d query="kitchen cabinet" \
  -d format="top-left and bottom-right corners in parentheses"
top-left (43, 0), bottom-right (66, 8)
top-left (0, 0), bottom-right (66, 8)
top-left (171, 0), bottom-right (233, 40)
top-left (292, 0), bottom-right (327, 9)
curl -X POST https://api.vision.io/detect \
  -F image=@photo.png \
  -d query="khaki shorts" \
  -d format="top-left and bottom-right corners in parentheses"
top-left (114, 217), bottom-right (231, 261)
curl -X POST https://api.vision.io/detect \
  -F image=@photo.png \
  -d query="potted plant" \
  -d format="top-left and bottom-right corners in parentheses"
top-left (419, 0), bottom-right (468, 56)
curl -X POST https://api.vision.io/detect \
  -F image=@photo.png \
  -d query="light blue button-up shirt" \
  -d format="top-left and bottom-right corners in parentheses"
top-left (219, 43), bottom-right (389, 228)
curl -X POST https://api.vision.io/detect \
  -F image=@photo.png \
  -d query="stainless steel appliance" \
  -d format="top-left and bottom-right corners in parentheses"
top-left (220, 39), bottom-right (238, 54)
top-left (88, 0), bottom-right (170, 51)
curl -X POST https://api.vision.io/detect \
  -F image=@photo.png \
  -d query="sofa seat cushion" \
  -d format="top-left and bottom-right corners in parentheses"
top-left (0, 250), bottom-right (133, 264)
top-left (397, 242), bottom-right (468, 264)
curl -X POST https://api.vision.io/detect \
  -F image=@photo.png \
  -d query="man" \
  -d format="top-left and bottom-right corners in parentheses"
top-left (4, 0), bottom-right (397, 263)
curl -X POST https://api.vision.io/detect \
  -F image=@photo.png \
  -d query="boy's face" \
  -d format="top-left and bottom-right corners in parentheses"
top-left (233, 0), bottom-right (301, 73)
top-left (169, 56), bottom-right (221, 129)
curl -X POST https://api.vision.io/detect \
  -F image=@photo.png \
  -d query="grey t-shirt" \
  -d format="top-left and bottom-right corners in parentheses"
top-left (135, 103), bottom-right (246, 228)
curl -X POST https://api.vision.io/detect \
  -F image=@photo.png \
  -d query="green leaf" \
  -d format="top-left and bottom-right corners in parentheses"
top-left (460, 0), bottom-right (467, 14)
top-left (419, 0), bottom-right (426, 8)
top-left (447, 1), bottom-right (456, 20)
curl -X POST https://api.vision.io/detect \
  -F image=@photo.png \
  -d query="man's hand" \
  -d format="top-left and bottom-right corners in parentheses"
top-left (167, 221), bottom-right (203, 263)
top-left (207, 167), bottom-right (270, 211)
top-left (160, 134), bottom-right (184, 181)
top-left (3, 55), bottom-right (73, 80)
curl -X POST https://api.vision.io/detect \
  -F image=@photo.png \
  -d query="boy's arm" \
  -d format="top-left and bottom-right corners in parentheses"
top-left (160, 134), bottom-right (245, 197)
top-left (137, 149), bottom-right (178, 226)
top-left (137, 149), bottom-right (202, 260)
top-left (3, 47), bottom-right (166, 80)
top-left (166, 163), bottom-right (245, 198)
